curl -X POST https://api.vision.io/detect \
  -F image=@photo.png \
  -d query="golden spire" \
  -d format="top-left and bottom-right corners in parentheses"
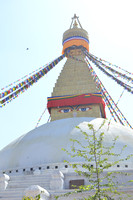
top-left (73, 20), bottom-right (78, 28)
top-left (70, 14), bottom-right (83, 29)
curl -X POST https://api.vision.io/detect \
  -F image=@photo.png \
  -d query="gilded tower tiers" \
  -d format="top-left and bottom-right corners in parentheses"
top-left (47, 15), bottom-right (106, 121)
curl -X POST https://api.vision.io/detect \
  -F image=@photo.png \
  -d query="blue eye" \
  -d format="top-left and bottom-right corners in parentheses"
top-left (64, 109), bottom-right (70, 113)
top-left (81, 108), bottom-right (87, 112)
top-left (77, 107), bottom-right (91, 112)
top-left (59, 108), bottom-right (72, 113)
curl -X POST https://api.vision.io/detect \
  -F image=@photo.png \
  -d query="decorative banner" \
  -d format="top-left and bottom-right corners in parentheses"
top-left (83, 53), bottom-right (132, 129)
top-left (87, 54), bottom-right (133, 95)
top-left (0, 61), bottom-right (51, 91)
top-left (0, 54), bottom-right (66, 107)
top-left (89, 53), bottom-right (133, 84)
top-left (89, 52), bottom-right (133, 77)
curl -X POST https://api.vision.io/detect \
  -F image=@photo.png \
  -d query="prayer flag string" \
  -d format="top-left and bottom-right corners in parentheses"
top-left (0, 61), bottom-right (52, 91)
top-left (35, 107), bottom-right (47, 128)
top-left (67, 51), bottom-right (132, 129)
top-left (86, 53), bottom-right (133, 95)
top-left (89, 53), bottom-right (133, 84)
top-left (84, 58), bottom-right (124, 125)
top-left (89, 52), bottom-right (133, 77)
top-left (0, 54), bottom-right (65, 107)
top-left (83, 52), bottom-right (132, 129)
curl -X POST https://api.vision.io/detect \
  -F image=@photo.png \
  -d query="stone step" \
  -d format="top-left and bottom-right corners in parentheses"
top-left (52, 88), bottom-right (97, 96)
top-left (54, 82), bottom-right (94, 89)
top-left (57, 69), bottom-right (91, 76)
top-left (53, 84), bottom-right (95, 90)
top-left (9, 174), bottom-right (51, 180)
top-left (9, 177), bottom-right (50, 183)
top-left (0, 196), bottom-right (20, 199)
top-left (7, 175), bottom-right (51, 189)
top-left (0, 188), bottom-right (73, 200)
top-left (0, 189), bottom-right (72, 200)
top-left (54, 76), bottom-right (91, 83)
top-left (0, 188), bottom-right (24, 200)
top-left (8, 181), bottom-right (50, 188)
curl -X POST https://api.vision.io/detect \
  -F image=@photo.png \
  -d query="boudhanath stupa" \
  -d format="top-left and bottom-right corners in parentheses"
top-left (0, 15), bottom-right (133, 200)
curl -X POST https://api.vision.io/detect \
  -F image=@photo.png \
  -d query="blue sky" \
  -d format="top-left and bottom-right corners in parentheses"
top-left (0, 0), bottom-right (133, 150)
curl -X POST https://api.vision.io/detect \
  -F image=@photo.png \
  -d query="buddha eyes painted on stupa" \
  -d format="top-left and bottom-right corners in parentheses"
top-left (59, 108), bottom-right (72, 113)
top-left (77, 107), bottom-right (91, 112)
top-left (58, 106), bottom-right (92, 113)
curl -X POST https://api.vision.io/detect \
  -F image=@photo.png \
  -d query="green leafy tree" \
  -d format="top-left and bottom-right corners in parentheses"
top-left (55, 120), bottom-right (132, 200)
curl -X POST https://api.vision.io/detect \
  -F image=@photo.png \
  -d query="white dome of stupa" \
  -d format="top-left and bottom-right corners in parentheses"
top-left (0, 117), bottom-right (133, 172)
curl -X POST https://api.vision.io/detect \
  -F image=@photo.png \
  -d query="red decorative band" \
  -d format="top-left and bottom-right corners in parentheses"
top-left (47, 93), bottom-right (106, 118)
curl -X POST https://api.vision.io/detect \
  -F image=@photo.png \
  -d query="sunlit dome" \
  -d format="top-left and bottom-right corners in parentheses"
top-left (0, 117), bottom-right (133, 171)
